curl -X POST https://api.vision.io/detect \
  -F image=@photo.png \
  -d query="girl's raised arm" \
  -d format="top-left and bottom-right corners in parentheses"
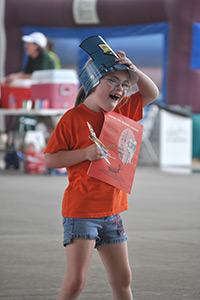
top-left (116, 50), bottom-right (159, 107)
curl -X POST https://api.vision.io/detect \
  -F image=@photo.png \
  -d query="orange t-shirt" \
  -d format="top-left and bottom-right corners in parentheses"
top-left (45, 91), bottom-right (143, 218)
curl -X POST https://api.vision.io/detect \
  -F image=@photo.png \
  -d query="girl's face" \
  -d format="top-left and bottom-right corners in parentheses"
top-left (84, 70), bottom-right (130, 112)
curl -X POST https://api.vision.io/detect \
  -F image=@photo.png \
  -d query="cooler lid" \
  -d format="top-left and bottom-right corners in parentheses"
top-left (8, 79), bottom-right (33, 87)
top-left (32, 69), bottom-right (79, 84)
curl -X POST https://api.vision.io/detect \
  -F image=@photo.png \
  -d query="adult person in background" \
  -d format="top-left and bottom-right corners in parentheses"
top-left (4, 32), bottom-right (55, 85)
top-left (46, 38), bottom-right (61, 69)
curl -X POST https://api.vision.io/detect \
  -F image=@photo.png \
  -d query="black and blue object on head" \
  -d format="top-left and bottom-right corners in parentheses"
top-left (79, 35), bottom-right (139, 96)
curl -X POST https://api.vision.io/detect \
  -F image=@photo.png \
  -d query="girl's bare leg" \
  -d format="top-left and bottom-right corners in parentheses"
top-left (56, 239), bottom-right (95, 300)
top-left (97, 242), bottom-right (133, 300)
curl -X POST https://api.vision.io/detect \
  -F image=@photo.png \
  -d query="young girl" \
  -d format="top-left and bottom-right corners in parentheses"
top-left (44, 36), bottom-right (159, 300)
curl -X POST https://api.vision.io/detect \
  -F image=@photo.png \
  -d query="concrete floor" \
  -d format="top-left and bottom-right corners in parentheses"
top-left (0, 166), bottom-right (200, 300)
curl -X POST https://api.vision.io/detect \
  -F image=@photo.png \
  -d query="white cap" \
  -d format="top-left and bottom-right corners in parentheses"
top-left (22, 32), bottom-right (47, 48)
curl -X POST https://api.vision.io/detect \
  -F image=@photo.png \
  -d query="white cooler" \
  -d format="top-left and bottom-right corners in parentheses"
top-left (30, 69), bottom-right (79, 109)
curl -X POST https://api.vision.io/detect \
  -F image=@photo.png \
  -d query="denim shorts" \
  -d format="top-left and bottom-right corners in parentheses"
top-left (62, 214), bottom-right (127, 248)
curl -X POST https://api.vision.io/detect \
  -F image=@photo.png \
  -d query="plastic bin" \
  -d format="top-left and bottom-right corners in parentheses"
top-left (139, 104), bottom-right (193, 166)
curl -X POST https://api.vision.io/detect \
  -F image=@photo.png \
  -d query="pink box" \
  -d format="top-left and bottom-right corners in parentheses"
top-left (30, 70), bottom-right (79, 109)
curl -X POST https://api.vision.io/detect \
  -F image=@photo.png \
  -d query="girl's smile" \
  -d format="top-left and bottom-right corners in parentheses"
top-left (84, 70), bottom-right (130, 112)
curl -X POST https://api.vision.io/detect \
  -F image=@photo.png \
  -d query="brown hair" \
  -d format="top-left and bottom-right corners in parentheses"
top-left (75, 86), bottom-right (86, 106)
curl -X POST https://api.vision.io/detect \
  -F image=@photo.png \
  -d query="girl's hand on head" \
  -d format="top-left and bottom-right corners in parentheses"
top-left (115, 50), bottom-right (138, 72)
top-left (116, 50), bottom-right (159, 106)
top-left (85, 144), bottom-right (105, 161)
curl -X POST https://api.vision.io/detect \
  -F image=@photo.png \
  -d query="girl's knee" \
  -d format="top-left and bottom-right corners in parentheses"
top-left (122, 271), bottom-right (132, 287)
top-left (120, 272), bottom-right (132, 288)
top-left (110, 268), bottom-right (132, 289)
top-left (66, 275), bottom-right (86, 296)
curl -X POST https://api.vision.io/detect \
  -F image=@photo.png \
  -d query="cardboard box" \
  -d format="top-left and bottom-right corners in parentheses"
top-left (30, 69), bottom-right (79, 109)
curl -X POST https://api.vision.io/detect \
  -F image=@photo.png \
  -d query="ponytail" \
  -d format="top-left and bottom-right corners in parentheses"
top-left (74, 86), bottom-right (86, 106)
